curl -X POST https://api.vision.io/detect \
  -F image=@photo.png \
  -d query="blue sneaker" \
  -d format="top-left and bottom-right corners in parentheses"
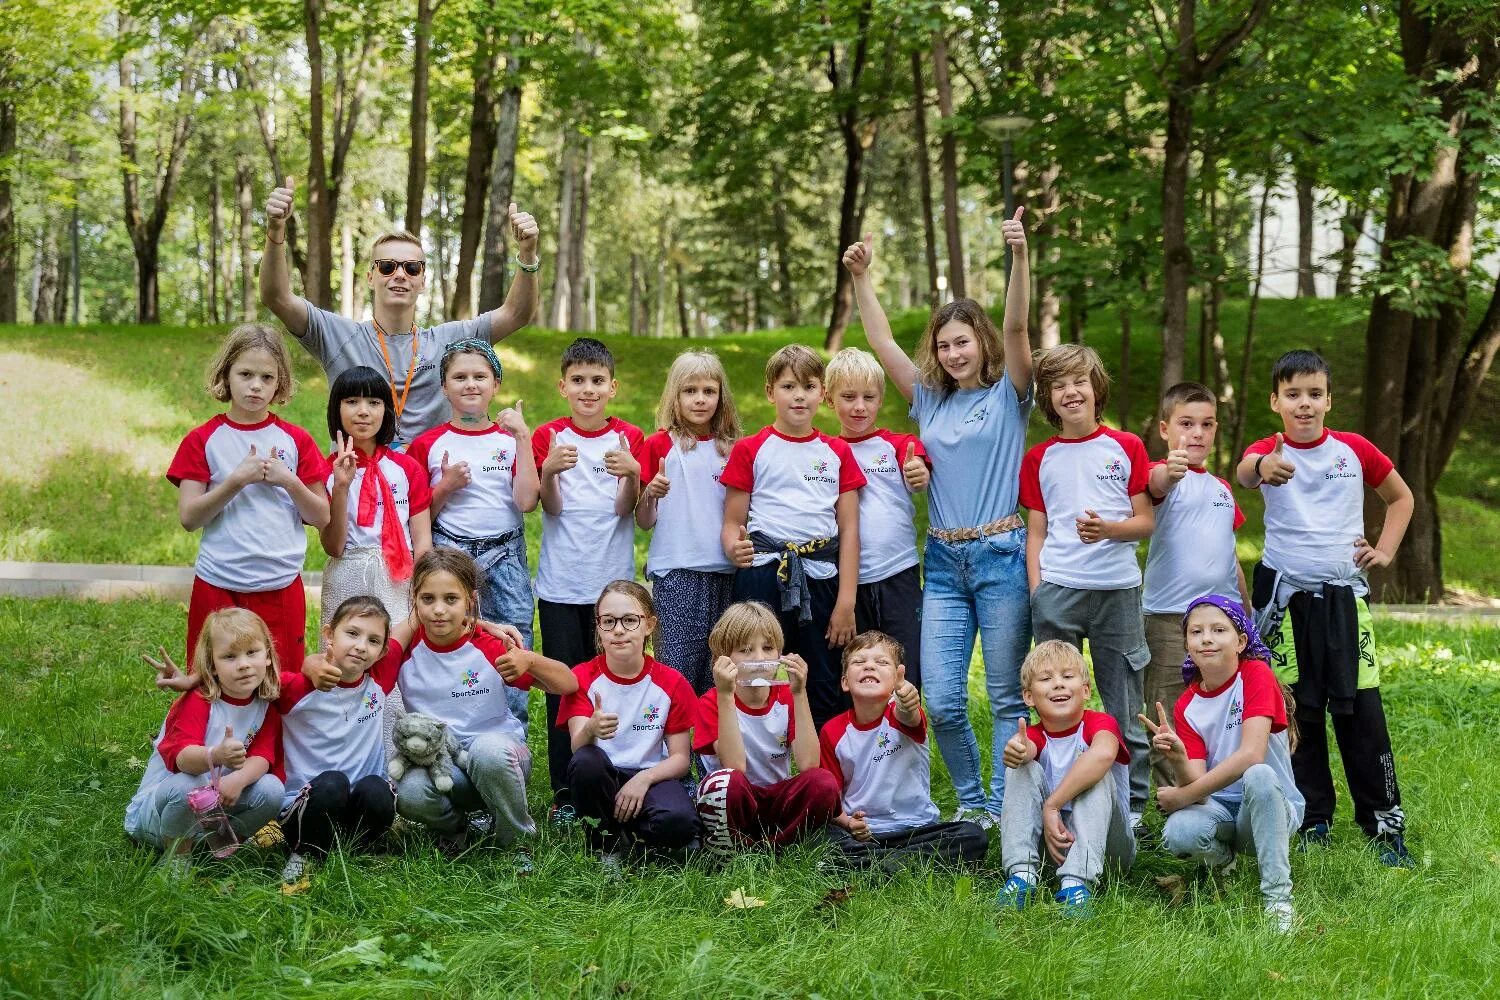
top-left (997, 874), bottom-right (1039, 910)
top-left (1297, 822), bottom-right (1331, 851)
top-left (1374, 833), bottom-right (1414, 868)
top-left (1055, 883), bottom-right (1094, 918)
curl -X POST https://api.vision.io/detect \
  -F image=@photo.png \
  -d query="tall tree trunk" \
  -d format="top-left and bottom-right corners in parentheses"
top-left (32, 224), bottom-right (59, 324)
top-left (932, 28), bottom-right (964, 301)
top-left (56, 207), bottom-right (73, 324)
top-left (771, 192), bottom-right (800, 325)
top-left (208, 161), bottom-right (223, 323)
top-left (0, 99), bottom-right (14, 323)
top-left (822, 0), bottom-right (875, 351)
top-left (566, 137), bottom-right (592, 332)
top-left (1335, 196), bottom-right (1367, 297)
top-left (451, 18), bottom-right (498, 320)
top-left (1295, 166), bottom-right (1316, 297)
top-left (341, 214), bottom-right (356, 317)
top-left (404, 0), bottom-right (438, 236)
top-left (675, 260), bottom-right (690, 338)
top-left (237, 163), bottom-right (255, 320)
top-left (629, 252), bottom-right (643, 335)
top-left (1232, 178), bottom-right (1273, 462)
top-left (911, 49), bottom-right (940, 310)
top-left (478, 39), bottom-right (522, 314)
top-left (1117, 305), bottom-right (1132, 429)
top-left (1033, 57), bottom-right (1061, 347)
top-left (549, 131), bottom-right (578, 330)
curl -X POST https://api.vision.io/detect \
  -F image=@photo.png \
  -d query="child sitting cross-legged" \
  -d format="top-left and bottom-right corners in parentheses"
top-left (694, 601), bottom-right (841, 852)
top-left (819, 631), bottom-right (989, 873)
top-left (997, 640), bottom-right (1135, 917)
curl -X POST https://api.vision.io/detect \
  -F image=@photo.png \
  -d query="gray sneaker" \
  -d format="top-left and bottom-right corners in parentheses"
top-left (1265, 900), bottom-right (1295, 933)
top-left (281, 851), bottom-right (309, 884)
top-left (950, 806), bottom-right (997, 834)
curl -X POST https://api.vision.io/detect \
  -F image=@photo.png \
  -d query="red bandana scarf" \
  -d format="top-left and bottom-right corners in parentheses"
top-left (356, 447), bottom-right (413, 582)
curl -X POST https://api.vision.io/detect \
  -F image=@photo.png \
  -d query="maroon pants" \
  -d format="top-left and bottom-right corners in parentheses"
top-left (188, 575), bottom-right (307, 672)
top-left (696, 767), bottom-right (841, 850)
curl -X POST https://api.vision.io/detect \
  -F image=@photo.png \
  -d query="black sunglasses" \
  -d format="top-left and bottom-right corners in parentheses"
top-left (373, 259), bottom-right (425, 277)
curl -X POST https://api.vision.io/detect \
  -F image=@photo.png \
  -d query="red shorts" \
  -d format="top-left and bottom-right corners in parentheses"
top-left (696, 766), bottom-right (841, 850)
top-left (187, 575), bottom-right (308, 672)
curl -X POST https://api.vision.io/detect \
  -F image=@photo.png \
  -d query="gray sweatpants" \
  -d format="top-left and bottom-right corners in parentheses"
top-left (1161, 763), bottom-right (1297, 908)
top-left (1000, 761), bottom-right (1135, 887)
top-left (395, 731), bottom-right (535, 843)
top-left (129, 771), bottom-right (285, 850)
top-left (1030, 582), bottom-right (1151, 812)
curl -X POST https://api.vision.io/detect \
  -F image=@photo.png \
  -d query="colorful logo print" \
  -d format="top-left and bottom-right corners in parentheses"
top-left (462, 669), bottom-right (480, 688)
top-left (874, 451), bottom-right (889, 465)
top-left (362, 692), bottom-right (379, 711)
top-left (812, 460), bottom-right (830, 475)
top-left (643, 703), bottom-right (661, 724)
top-left (1335, 456), bottom-right (1349, 473)
top-left (493, 448), bottom-right (510, 465)
top-left (876, 731), bottom-right (891, 749)
top-left (1105, 459), bottom-right (1123, 476)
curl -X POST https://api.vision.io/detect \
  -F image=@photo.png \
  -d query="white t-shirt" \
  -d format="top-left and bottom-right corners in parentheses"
top-left (397, 628), bottom-right (533, 748)
top-left (407, 423), bottom-right (525, 539)
top-left (532, 416), bottom-right (646, 604)
top-left (640, 431), bottom-right (734, 577)
top-left (694, 686), bottom-right (795, 787)
top-left (843, 430), bottom-right (927, 584)
top-left (324, 447), bottom-right (432, 552)
top-left (1175, 659), bottom-right (1304, 822)
top-left (819, 703), bottom-right (940, 835)
top-left (557, 655), bottom-right (696, 772)
top-left (275, 641), bottom-right (402, 807)
top-left (719, 426), bottom-right (867, 581)
top-left (1243, 430), bottom-right (1393, 595)
top-left (1025, 709), bottom-right (1131, 820)
top-left (1019, 426), bottom-right (1151, 590)
top-left (1142, 465), bottom-right (1244, 614)
top-left (167, 414), bottom-right (329, 591)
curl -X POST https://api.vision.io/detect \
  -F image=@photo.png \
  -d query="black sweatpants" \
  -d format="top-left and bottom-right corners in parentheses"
top-left (281, 771), bottom-right (396, 856)
top-left (538, 599), bottom-right (598, 804)
top-left (1292, 687), bottom-right (1405, 837)
top-left (731, 563), bottom-right (849, 732)
top-left (824, 820), bottom-right (989, 872)
top-left (567, 745), bottom-right (699, 852)
top-left (854, 564), bottom-right (923, 690)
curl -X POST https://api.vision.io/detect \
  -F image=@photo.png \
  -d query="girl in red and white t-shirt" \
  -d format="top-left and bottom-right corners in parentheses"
top-left (636, 350), bottom-right (742, 694)
top-left (127, 608), bottom-right (285, 877)
top-left (167, 324), bottom-right (331, 670)
top-left (557, 581), bottom-right (699, 861)
top-left (1148, 595), bottom-right (1305, 932)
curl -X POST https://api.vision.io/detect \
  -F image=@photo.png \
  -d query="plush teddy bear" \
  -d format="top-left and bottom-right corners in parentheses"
top-left (387, 713), bottom-right (469, 793)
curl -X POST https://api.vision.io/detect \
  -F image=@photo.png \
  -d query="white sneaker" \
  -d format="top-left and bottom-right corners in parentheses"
top-left (281, 852), bottom-right (309, 884)
top-left (1265, 900), bottom-right (1295, 933)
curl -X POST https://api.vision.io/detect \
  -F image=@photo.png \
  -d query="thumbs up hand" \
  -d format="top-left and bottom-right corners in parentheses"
top-left (541, 442), bottom-right (578, 477)
top-left (1165, 434), bottom-right (1191, 485)
top-left (893, 666), bottom-right (922, 720)
top-left (508, 202), bottom-right (539, 254)
top-left (842, 232), bottom-right (875, 277)
top-left (497, 399), bottom-right (530, 438)
top-left (589, 692), bottom-right (619, 742)
top-left (438, 450), bottom-right (472, 491)
top-left (604, 433), bottom-right (640, 479)
top-left (1002, 715), bottom-right (1034, 768)
top-left (901, 440), bottom-right (930, 492)
top-left (211, 725), bottom-right (247, 769)
top-left (1258, 432), bottom-right (1296, 487)
top-left (1000, 205), bottom-right (1028, 256)
top-left (232, 444), bottom-right (266, 488)
top-left (642, 471), bottom-right (672, 501)
top-left (266, 175), bottom-right (295, 231)
top-left (728, 524), bottom-right (754, 568)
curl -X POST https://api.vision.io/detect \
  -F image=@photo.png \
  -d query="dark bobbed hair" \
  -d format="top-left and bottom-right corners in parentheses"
top-left (327, 365), bottom-right (397, 446)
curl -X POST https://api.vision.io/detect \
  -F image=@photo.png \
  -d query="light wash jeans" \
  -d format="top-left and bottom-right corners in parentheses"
top-left (1161, 763), bottom-right (1299, 908)
top-left (1000, 761), bottom-right (1135, 887)
top-left (128, 771), bottom-right (285, 850)
top-left (433, 526), bottom-right (534, 727)
top-left (395, 731), bottom-right (535, 844)
top-left (920, 529), bottom-right (1032, 815)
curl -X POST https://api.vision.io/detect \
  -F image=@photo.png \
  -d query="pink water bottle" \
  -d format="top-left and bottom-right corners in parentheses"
top-left (186, 771), bottom-right (240, 858)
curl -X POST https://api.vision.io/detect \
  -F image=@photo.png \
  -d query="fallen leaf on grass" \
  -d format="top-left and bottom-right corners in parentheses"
top-left (723, 888), bottom-right (766, 909)
top-left (818, 887), bottom-right (853, 908)
top-left (581, 964), bottom-right (599, 978)
top-left (1267, 971), bottom-right (1285, 981)
top-left (614, 983), bottom-right (633, 994)
top-left (280, 877), bottom-right (312, 896)
top-left (1154, 874), bottom-right (1188, 906)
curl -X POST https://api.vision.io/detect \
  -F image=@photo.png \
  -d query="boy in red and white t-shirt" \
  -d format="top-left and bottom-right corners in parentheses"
top-left (819, 631), bottom-right (988, 871)
top-left (825, 348), bottom-right (931, 688)
top-left (1236, 349), bottom-right (1415, 866)
top-left (997, 641), bottom-right (1135, 915)
top-left (721, 344), bottom-right (866, 730)
top-left (531, 337), bottom-right (648, 808)
top-left (694, 602), bottom-right (840, 851)
top-left (1020, 344), bottom-right (1154, 822)
top-left (1142, 382), bottom-right (1250, 782)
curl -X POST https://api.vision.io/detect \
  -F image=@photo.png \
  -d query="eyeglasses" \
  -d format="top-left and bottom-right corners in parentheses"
top-left (596, 614), bottom-right (645, 632)
top-left (373, 259), bottom-right (426, 277)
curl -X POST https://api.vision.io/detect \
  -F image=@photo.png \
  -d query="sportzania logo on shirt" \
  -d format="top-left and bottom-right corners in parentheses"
top-left (963, 407), bottom-right (987, 425)
top-left (362, 692), bottom-right (379, 711)
top-left (630, 702), bottom-right (663, 732)
top-left (492, 448), bottom-right (511, 465)
top-left (868, 452), bottom-right (898, 474)
top-left (1097, 458), bottom-right (1126, 483)
top-left (804, 459), bottom-right (835, 484)
top-left (1327, 455), bottom-right (1356, 481)
top-left (1213, 489), bottom-right (1233, 509)
top-left (871, 728), bottom-right (903, 763)
top-left (1226, 696), bottom-right (1243, 730)
top-left (462, 669), bottom-right (480, 688)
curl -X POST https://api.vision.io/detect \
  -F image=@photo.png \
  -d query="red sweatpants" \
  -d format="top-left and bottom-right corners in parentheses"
top-left (696, 767), bottom-right (841, 851)
top-left (187, 575), bottom-right (308, 672)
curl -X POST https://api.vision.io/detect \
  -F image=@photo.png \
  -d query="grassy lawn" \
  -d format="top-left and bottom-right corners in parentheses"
top-left (2, 297), bottom-right (1498, 596)
top-left (2, 596), bottom-right (1498, 997)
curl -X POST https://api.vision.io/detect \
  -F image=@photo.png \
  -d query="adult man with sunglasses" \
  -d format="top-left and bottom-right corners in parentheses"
top-left (258, 175), bottom-right (541, 447)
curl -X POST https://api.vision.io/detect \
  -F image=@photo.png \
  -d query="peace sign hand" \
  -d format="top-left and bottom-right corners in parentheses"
top-left (144, 646), bottom-right (196, 693)
top-left (330, 431), bottom-right (359, 492)
top-left (1138, 701), bottom-right (1186, 759)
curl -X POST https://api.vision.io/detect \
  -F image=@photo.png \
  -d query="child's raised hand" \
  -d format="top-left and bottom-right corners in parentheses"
top-left (893, 666), bottom-right (921, 717)
top-left (590, 692), bottom-right (619, 741)
top-left (476, 619), bottom-right (528, 650)
top-left (494, 646), bottom-right (529, 685)
top-left (542, 442), bottom-right (579, 477)
top-left (438, 450), bottom-right (472, 491)
top-left (1353, 537), bottom-right (1392, 571)
top-left (144, 646), bottom-right (196, 693)
top-left (728, 525), bottom-right (754, 568)
top-left (604, 433), bottom-right (640, 479)
top-left (1259, 433), bottom-right (1295, 487)
top-left (901, 442), bottom-right (929, 492)
top-left (1000, 206), bottom-right (1028, 256)
top-left (265, 175), bottom-right (295, 228)
top-left (330, 432), bottom-right (358, 492)
top-left (1138, 701), bottom-right (1185, 759)
top-left (1042, 803), bottom-right (1074, 863)
top-left (497, 399), bottom-right (529, 437)
top-left (1075, 509), bottom-right (1108, 544)
top-left (211, 726), bottom-right (246, 769)
top-left (231, 445), bottom-right (266, 487)
top-left (842, 232), bottom-right (874, 277)
top-left (509, 202), bottom-right (540, 254)
top-left (1002, 715), bottom-right (1032, 768)
top-left (782, 654), bottom-right (809, 695)
top-left (302, 651), bottom-right (341, 691)
top-left (711, 655), bottom-right (738, 694)
top-left (642, 472), bottom-right (672, 501)
top-left (1165, 435), bottom-right (1191, 484)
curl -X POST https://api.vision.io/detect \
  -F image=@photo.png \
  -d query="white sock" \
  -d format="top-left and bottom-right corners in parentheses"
top-left (1009, 866), bottom-right (1040, 886)
top-left (1059, 876), bottom-right (1087, 891)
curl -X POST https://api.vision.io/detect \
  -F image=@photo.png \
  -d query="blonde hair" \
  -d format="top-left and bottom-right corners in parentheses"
top-left (1019, 639), bottom-right (1086, 689)
top-left (205, 323), bottom-right (296, 405)
top-left (1033, 344), bottom-right (1111, 429)
top-left (708, 601), bottom-right (785, 659)
top-left (825, 348), bottom-right (886, 397)
top-left (594, 579), bottom-right (657, 652)
top-left (914, 299), bottom-right (1006, 394)
top-left (655, 351), bottom-right (741, 457)
top-left (840, 630), bottom-right (904, 673)
top-left (191, 608), bottom-right (281, 702)
top-left (369, 230), bottom-right (424, 261)
top-left (764, 344), bottom-right (825, 386)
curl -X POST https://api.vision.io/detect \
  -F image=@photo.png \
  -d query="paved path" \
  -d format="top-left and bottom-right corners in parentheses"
top-left (2, 561), bottom-right (1497, 621)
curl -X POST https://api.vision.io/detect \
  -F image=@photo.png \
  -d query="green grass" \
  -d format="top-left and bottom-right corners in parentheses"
top-left (2, 298), bottom-right (1497, 595)
top-left (3, 596), bottom-right (1499, 997)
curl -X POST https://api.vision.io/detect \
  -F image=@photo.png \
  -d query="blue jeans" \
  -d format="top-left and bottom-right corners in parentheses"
top-left (920, 529), bottom-right (1031, 815)
top-left (433, 526), bottom-right (534, 727)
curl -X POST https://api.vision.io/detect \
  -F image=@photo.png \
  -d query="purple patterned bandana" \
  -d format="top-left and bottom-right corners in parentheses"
top-left (1181, 594), bottom-right (1272, 684)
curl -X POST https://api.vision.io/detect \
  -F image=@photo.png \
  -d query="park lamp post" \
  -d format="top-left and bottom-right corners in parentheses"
top-left (980, 114), bottom-right (1034, 281)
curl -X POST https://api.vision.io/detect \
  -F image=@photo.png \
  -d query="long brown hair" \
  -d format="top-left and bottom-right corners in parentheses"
top-left (411, 547), bottom-right (482, 626)
top-left (914, 299), bottom-right (1006, 395)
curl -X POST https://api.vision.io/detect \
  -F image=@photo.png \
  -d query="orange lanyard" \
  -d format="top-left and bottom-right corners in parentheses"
top-left (372, 318), bottom-right (419, 418)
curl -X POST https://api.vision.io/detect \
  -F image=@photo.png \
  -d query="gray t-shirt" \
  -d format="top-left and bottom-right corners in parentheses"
top-left (297, 299), bottom-right (490, 446)
top-left (909, 373), bottom-right (1033, 531)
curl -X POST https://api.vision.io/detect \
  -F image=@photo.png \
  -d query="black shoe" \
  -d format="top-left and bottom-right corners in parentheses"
top-left (1374, 832), bottom-right (1414, 868)
top-left (1297, 821), bottom-right (1331, 851)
